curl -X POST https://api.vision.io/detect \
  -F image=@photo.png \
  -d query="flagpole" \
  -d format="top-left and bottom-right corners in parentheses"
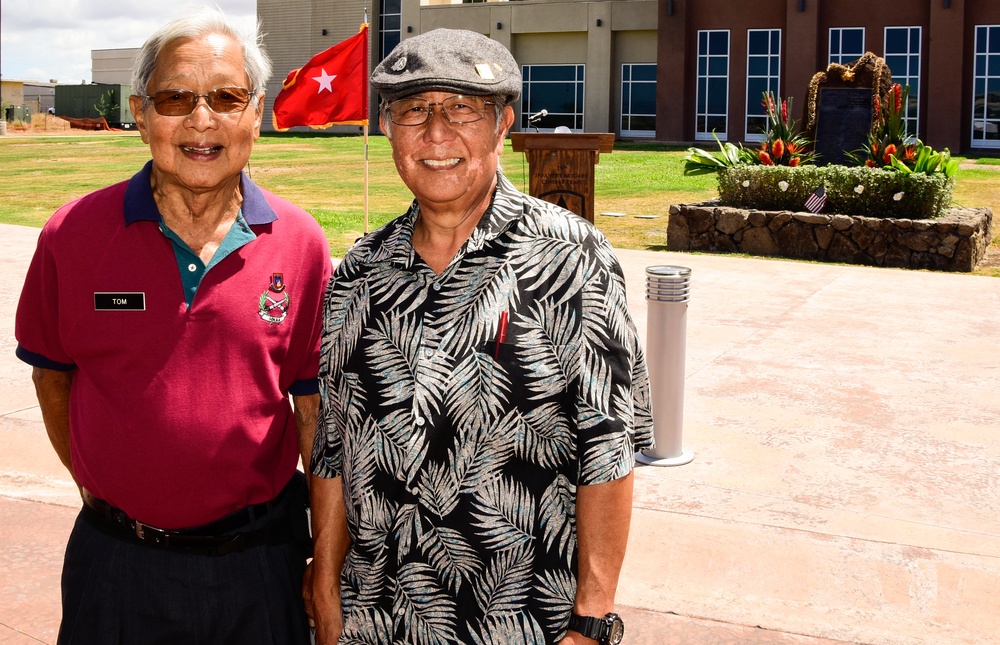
top-left (364, 127), bottom-right (370, 235)
top-left (363, 9), bottom-right (370, 234)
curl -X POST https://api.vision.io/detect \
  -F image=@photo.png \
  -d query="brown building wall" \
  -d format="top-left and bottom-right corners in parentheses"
top-left (784, 0), bottom-right (818, 121)
top-left (656, 0), bottom-right (1000, 152)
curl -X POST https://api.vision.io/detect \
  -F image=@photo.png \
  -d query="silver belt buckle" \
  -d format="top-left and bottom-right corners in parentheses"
top-left (134, 520), bottom-right (169, 546)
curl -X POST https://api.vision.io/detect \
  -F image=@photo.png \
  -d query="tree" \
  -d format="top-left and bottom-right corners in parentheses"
top-left (94, 90), bottom-right (118, 122)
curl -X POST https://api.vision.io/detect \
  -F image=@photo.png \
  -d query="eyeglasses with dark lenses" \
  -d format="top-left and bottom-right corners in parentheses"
top-left (144, 87), bottom-right (253, 116)
top-left (387, 95), bottom-right (495, 126)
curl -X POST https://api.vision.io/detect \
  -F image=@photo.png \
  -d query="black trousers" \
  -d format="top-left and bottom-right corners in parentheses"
top-left (57, 476), bottom-right (312, 645)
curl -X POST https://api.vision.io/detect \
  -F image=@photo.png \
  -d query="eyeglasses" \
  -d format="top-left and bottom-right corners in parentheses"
top-left (142, 87), bottom-right (253, 116)
top-left (386, 95), bottom-right (495, 126)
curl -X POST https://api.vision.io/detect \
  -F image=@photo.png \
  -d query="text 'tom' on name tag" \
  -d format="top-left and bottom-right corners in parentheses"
top-left (94, 292), bottom-right (146, 311)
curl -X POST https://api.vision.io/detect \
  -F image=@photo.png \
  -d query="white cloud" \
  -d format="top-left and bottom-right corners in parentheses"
top-left (1, 1), bottom-right (257, 84)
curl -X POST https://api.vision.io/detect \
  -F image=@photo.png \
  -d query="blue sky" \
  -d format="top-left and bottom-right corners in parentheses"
top-left (1, 1), bottom-right (257, 84)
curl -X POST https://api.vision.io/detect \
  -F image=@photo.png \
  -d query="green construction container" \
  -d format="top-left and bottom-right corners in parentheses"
top-left (54, 84), bottom-right (136, 128)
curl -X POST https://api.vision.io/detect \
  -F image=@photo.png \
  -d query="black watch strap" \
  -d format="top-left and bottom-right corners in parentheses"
top-left (567, 612), bottom-right (623, 644)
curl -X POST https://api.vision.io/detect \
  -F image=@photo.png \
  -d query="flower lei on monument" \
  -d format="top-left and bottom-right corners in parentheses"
top-left (805, 51), bottom-right (892, 135)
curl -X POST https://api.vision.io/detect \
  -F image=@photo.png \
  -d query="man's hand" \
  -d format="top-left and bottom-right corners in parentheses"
top-left (31, 367), bottom-right (76, 481)
top-left (309, 475), bottom-right (351, 645)
top-left (307, 560), bottom-right (344, 644)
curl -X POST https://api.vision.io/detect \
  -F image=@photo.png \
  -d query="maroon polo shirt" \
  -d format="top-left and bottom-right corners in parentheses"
top-left (15, 161), bottom-right (332, 529)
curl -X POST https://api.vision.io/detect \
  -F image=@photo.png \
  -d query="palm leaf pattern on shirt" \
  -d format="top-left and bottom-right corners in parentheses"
top-left (469, 476), bottom-right (535, 552)
top-left (473, 541), bottom-right (535, 614)
top-left (341, 606), bottom-right (393, 644)
top-left (418, 523), bottom-right (483, 595)
top-left (393, 562), bottom-right (459, 644)
top-left (532, 569), bottom-right (576, 635)
top-left (467, 611), bottom-right (547, 645)
top-left (314, 172), bottom-right (654, 644)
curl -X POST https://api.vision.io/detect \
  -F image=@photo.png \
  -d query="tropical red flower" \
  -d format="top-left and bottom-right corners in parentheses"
top-left (871, 141), bottom-right (880, 156)
top-left (772, 139), bottom-right (785, 159)
top-left (903, 145), bottom-right (916, 161)
top-left (893, 83), bottom-right (902, 109)
top-left (759, 151), bottom-right (774, 165)
top-left (866, 159), bottom-right (876, 168)
top-left (786, 141), bottom-right (799, 155)
top-left (789, 156), bottom-right (800, 167)
top-left (781, 100), bottom-right (788, 125)
top-left (883, 143), bottom-right (897, 164)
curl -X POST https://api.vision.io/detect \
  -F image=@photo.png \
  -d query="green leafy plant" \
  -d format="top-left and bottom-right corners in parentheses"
top-left (683, 132), bottom-right (757, 175)
top-left (757, 92), bottom-right (817, 167)
top-left (847, 83), bottom-right (915, 169)
top-left (717, 164), bottom-right (954, 219)
top-left (846, 83), bottom-right (957, 179)
top-left (94, 90), bottom-right (119, 122)
top-left (684, 92), bottom-right (816, 175)
top-left (888, 142), bottom-right (959, 178)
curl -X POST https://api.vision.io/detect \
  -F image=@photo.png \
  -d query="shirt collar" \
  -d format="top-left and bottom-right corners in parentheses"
top-left (465, 171), bottom-right (523, 253)
top-left (365, 171), bottom-right (524, 268)
top-left (123, 160), bottom-right (278, 227)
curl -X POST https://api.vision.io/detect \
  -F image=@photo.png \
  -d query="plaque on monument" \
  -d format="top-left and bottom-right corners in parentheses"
top-left (814, 88), bottom-right (873, 166)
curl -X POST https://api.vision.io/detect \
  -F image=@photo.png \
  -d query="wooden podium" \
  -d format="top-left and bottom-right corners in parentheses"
top-left (510, 132), bottom-right (615, 223)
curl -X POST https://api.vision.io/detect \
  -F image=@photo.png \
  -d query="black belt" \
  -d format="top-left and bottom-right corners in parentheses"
top-left (81, 484), bottom-right (301, 557)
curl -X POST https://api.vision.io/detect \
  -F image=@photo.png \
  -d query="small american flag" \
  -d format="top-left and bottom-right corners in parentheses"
top-left (804, 184), bottom-right (827, 213)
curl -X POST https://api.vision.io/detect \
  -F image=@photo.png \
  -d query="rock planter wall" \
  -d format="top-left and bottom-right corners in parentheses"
top-left (667, 201), bottom-right (993, 272)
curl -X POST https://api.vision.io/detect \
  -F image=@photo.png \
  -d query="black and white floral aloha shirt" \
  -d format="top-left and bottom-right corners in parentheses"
top-left (313, 171), bottom-right (654, 645)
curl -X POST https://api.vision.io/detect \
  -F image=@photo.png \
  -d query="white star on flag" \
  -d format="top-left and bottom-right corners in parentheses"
top-left (312, 69), bottom-right (337, 93)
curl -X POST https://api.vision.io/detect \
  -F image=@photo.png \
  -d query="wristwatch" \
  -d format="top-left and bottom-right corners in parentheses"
top-left (567, 612), bottom-right (625, 645)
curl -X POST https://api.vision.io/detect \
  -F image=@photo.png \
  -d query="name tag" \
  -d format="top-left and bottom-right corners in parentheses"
top-left (94, 292), bottom-right (146, 311)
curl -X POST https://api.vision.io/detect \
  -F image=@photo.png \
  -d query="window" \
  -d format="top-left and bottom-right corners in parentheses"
top-left (696, 30), bottom-right (729, 141)
top-left (745, 29), bottom-right (781, 143)
top-left (621, 63), bottom-right (656, 138)
top-left (829, 27), bottom-right (865, 66)
top-left (972, 25), bottom-right (1000, 148)
top-left (521, 65), bottom-right (585, 131)
top-left (884, 26), bottom-right (921, 138)
top-left (379, 0), bottom-right (401, 61)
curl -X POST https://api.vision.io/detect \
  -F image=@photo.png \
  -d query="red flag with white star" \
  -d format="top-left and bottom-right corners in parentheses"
top-left (272, 24), bottom-right (369, 130)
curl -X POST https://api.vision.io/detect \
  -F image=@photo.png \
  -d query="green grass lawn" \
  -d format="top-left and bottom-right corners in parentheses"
top-left (1, 131), bottom-right (996, 274)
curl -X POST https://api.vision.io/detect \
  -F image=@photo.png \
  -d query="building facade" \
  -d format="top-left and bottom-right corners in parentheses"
top-left (658, 0), bottom-right (1000, 152)
top-left (92, 49), bottom-right (139, 85)
top-left (258, 0), bottom-right (657, 137)
top-left (259, 0), bottom-right (999, 152)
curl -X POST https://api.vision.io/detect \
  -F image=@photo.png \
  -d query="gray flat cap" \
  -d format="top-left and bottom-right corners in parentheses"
top-left (371, 28), bottom-right (521, 104)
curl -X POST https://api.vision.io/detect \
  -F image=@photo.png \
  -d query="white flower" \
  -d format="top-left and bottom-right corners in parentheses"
top-left (742, 180), bottom-right (750, 188)
top-left (854, 185), bottom-right (865, 194)
top-left (778, 181), bottom-right (789, 192)
top-left (893, 192), bottom-right (904, 201)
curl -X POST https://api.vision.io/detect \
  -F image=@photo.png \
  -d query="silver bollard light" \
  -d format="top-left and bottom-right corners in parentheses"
top-left (636, 265), bottom-right (694, 467)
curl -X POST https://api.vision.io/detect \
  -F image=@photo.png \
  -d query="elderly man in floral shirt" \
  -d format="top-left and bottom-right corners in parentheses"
top-left (307, 28), bottom-right (654, 645)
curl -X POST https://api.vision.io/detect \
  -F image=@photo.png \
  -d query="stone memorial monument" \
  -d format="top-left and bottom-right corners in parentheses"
top-left (805, 52), bottom-right (893, 166)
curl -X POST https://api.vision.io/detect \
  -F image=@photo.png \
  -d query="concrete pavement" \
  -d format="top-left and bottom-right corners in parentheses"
top-left (1, 222), bottom-right (998, 644)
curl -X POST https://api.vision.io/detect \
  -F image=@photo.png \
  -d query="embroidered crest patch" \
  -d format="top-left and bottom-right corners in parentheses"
top-left (259, 273), bottom-right (290, 324)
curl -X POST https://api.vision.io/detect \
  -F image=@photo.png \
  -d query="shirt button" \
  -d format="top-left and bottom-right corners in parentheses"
top-left (432, 282), bottom-right (442, 291)
top-left (414, 416), bottom-right (425, 427)
top-left (423, 349), bottom-right (433, 359)
top-left (187, 263), bottom-right (198, 272)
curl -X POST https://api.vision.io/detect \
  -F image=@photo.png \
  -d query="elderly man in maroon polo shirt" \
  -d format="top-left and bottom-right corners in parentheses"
top-left (14, 8), bottom-right (330, 644)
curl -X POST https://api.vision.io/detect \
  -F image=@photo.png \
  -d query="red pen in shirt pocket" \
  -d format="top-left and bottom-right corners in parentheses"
top-left (494, 311), bottom-right (509, 359)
